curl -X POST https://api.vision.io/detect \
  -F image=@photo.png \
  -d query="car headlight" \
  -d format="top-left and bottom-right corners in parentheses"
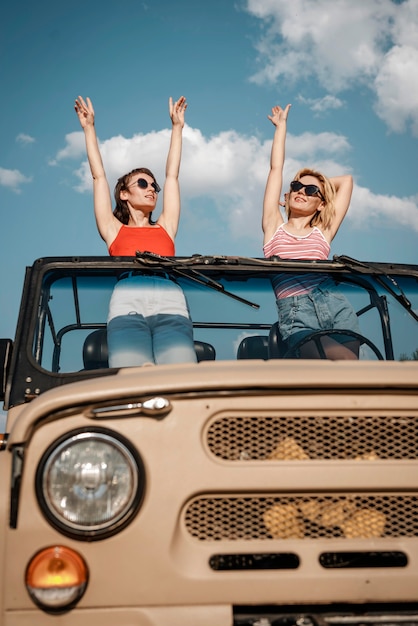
top-left (36, 428), bottom-right (145, 540)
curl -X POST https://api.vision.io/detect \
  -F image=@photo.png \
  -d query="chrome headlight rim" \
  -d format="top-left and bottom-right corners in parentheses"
top-left (35, 427), bottom-right (145, 541)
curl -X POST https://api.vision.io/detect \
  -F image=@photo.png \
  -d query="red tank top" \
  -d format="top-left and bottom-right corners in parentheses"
top-left (108, 224), bottom-right (175, 257)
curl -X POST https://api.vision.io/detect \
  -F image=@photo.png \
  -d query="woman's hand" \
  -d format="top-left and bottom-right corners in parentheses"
top-left (74, 96), bottom-right (95, 129)
top-left (267, 103), bottom-right (291, 127)
top-left (169, 95), bottom-right (187, 128)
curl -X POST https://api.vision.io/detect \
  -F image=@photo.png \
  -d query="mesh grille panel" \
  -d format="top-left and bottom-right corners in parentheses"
top-left (184, 494), bottom-right (418, 541)
top-left (206, 415), bottom-right (418, 461)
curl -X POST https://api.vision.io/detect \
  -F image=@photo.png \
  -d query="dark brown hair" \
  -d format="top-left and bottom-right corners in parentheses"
top-left (113, 167), bottom-right (159, 225)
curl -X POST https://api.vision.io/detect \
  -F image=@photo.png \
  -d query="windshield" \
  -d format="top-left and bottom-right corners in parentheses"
top-left (32, 264), bottom-right (418, 373)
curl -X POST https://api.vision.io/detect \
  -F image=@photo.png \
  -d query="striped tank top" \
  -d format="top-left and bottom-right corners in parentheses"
top-left (263, 224), bottom-right (331, 299)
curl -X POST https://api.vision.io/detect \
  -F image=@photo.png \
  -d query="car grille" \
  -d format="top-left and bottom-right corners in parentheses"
top-left (206, 413), bottom-right (418, 461)
top-left (184, 493), bottom-right (418, 541)
top-left (183, 412), bottom-right (418, 542)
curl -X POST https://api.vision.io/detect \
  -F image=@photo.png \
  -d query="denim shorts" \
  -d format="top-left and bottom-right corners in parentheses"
top-left (276, 278), bottom-right (360, 349)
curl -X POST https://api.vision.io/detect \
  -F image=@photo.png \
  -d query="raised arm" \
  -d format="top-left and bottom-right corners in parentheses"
top-left (262, 104), bottom-right (291, 245)
top-left (74, 96), bottom-right (118, 246)
top-left (326, 174), bottom-right (354, 241)
top-left (158, 96), bottom-right (187, 240)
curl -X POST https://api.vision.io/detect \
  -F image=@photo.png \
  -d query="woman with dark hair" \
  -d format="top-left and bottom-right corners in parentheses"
top-left (263, 103), bottom-right (360, 360)
top-left (74, 95), bottom-right (196, 367)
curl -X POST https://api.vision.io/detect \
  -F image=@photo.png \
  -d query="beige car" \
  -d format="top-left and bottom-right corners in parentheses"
top-left (1, 254), bottom-right (418, 626)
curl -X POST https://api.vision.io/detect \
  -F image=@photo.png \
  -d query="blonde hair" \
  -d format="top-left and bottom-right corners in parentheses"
top-left (285, 168), bottom-right (336, 230)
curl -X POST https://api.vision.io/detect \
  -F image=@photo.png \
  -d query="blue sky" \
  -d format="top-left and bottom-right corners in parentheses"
top-left (1, 0), bottom-right (417, 342)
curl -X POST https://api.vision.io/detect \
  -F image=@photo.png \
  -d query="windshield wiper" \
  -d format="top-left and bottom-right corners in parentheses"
top-left (334, 255), bottom-right (418, 322)
top-left (134, 252), bottom-right (260, 309)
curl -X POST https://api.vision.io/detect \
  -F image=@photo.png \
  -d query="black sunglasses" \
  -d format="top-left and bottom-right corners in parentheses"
top-left (128, 177), bottom-right (161, 193)
top-left (290, 180), bottom-right (324, 201)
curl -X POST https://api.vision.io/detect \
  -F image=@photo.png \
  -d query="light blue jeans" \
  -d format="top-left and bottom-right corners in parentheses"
top-left (107, 275), bottom-right (197, 367)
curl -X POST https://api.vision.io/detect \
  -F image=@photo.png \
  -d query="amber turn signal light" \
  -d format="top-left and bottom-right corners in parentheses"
top-left (25, 545), bottom-right (88, 612)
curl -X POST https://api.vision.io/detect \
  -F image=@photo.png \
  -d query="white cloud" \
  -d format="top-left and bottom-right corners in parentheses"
top-left (297, 94), bottom-right (344, 114)
top-left (55, 124), bottom-right (418, 246)
top-left (247, 0), bottom-right (392, 88)
top-left (0, 167), bottom-right (32, 193)
top-left (392, 0), bottom-right (418, 47)
top-left (245, 0), bottom-right (418, 136)
top-left (374, 45), bottom-right (418, 134)
top-left (68, 129), bottom-right (174, 190)
top-left (16, 133), bottom-right (35, 144)
top-left (285, 131), bottom-right (350, 160)
top-left (350, 185), bottom-right (418, 231)
top-left (48, 131), bottom-right (87, 165)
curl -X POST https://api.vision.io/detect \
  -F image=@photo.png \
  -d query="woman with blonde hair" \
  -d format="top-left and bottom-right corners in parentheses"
top-left (263, 104), bottom-right (360, 359)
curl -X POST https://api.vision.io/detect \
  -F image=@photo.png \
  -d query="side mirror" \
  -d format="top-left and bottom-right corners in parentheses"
top-left (0, 339), bottom-right (13, 402)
